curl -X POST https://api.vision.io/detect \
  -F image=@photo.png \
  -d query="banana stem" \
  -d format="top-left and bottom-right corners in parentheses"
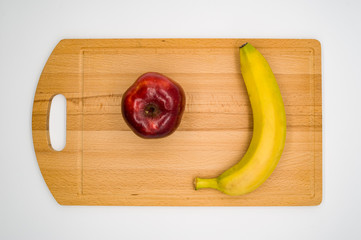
top-left (240, 42), bottom-right (248, 48)
top-left (194, 177), bottom-right (218, 190)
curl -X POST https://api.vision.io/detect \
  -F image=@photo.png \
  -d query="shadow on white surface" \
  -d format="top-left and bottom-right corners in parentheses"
top-left (49, 94), bottom-right (66, 151)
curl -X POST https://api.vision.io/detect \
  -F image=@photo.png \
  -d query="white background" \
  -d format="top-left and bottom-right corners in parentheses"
top-left (1, 0), bottom-right (361, 239)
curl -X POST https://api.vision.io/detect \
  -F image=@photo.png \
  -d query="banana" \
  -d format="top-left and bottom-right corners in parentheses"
top-left (194, 43), bottom-right (287, 196)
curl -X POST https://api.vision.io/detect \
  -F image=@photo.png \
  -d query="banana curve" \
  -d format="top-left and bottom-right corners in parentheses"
top-left (194, 43), bottom-right (286, 196)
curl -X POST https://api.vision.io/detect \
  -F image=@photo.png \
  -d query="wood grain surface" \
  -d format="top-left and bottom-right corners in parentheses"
top-left (32, 39), bottom-right (322, 206)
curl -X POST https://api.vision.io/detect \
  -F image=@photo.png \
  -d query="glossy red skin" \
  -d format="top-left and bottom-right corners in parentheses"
top-left (122, 72), bottom-right (185, 138)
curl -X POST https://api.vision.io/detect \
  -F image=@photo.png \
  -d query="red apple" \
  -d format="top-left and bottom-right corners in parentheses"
top-left (121, 72), bottom-right (186, 138)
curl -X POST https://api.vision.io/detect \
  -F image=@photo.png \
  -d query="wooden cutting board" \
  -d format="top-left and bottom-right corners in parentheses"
top-left (32, 39), bottom-right (322, 206)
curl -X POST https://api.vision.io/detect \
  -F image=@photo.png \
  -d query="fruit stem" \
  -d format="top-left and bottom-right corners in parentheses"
top-left (194, 177), bottom-right (218, 190)
top-left (240, 42), bottom-right (248, 48)
top-left (144, 103), bottom-right (159, 118)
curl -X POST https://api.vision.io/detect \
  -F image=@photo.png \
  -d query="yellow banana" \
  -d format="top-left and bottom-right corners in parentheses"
top-left (194, 43), bottom-right (287, 196)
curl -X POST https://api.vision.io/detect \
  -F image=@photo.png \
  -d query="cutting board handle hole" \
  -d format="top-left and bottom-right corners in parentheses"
top-left (49, 94), bottom-right (66, 151)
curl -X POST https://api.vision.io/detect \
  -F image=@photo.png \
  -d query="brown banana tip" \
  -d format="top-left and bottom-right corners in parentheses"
top-left (194, 178), bottom-right (198, 190)
top-left (240, 42), bottom-right (248, 48)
